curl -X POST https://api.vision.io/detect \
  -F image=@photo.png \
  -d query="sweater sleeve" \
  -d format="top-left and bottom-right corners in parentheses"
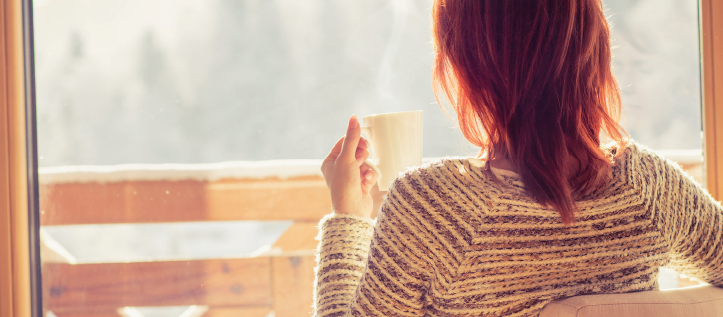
top-left (313, 179), bottom-right (431, 317)
top-left (639, 147), bottom-right (723, 286)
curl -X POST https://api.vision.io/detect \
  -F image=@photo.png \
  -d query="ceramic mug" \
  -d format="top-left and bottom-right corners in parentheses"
top-left (360, 110), bottom-right (423, 191)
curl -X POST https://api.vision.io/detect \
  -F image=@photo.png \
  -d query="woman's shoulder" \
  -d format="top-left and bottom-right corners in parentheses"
top-left (387, 157), bottom-right (499, 199)
top-left (611, 139), bottom-right (659, 161)
top-left (611, 139), bottom-right (690, 165)
top-left (612, 139), bottom-right (677, 167)
top-left (401, 157), bottom-right (493, 180)
top-left (388, 158), bottom-right (457, 190)
top-left (609, 139), bottom-right (696, 187)
top-left (381, 158), bottom-right (498, 235)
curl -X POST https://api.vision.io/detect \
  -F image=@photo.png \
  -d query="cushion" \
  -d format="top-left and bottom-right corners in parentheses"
top-left (539, 285), bottom-right (723, 317)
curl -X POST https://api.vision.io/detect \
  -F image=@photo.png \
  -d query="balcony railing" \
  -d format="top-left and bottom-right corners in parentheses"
top-left (40, 160), bottom-right (327, 317)
top-left (38, 151), bottom-right (705, 317)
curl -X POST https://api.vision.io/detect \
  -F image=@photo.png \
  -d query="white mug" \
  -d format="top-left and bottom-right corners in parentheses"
top-left (360, 111), bottom-right (423, 191)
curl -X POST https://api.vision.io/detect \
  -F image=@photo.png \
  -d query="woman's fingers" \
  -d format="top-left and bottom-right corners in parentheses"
top-left (359, 161), bottom-right (380, 194)
top-left (324, 134), bottom-right (367, 167)
top-left (340, 115), bottom-right (362, 162)
top-left (359, 137), bottom-right (369, 150)
top-left (319, 114), bottom-right (377, 218)
top-left (324, 136), bottom-right (344, 161)
top-left (355, 146), bottom-right (370, 165)
top-left (360, 162), bottom-right (371, 180)
top-left (362, 169), bottom-right (379, 193)
top-left (321, 136), bottom-right (345, 176)
top-left (360, 164), bottom-right (372, 193)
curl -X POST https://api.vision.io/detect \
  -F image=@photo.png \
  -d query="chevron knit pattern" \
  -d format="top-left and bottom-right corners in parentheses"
top-left (313, 141), bottom-right (723, 317)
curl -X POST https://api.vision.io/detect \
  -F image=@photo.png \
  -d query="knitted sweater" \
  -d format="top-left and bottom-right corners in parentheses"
top-left (313, 141), bottom-right (723, 317)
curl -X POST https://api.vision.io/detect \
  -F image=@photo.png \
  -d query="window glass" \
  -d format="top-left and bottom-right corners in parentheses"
top-left (34, 0), bottom-right (703, 315)
top-left (607, 0), bottom-right (701, 150)
top-left (35, 0), bottom-right (470, 166)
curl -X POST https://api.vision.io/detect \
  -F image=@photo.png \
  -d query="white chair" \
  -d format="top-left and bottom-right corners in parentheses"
top-left (540, 285), bottom-right (723, 317)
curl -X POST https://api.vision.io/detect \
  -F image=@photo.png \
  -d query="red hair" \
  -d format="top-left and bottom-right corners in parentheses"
top-left (432, 0), bottom-right (626, 224)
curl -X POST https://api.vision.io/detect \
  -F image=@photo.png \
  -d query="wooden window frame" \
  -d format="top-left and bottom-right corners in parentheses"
top-left (702, 0), bottom-right (723, 199)
top-left (0, 0), bottom-right (722, 316)
top-left (1, 0), bottom-right (41, 316)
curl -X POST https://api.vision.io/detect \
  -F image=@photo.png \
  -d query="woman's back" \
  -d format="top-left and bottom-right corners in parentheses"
top-left (314, 1), bottom-right (722, 316)
top-left (313, 141), bottom-right (723, 316)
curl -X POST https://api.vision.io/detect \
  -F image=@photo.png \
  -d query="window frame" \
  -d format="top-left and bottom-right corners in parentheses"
top-left (0, 0), bottom-right (721, 316)
top-left (1, 0), bottom-right (41, 316)
top-left (701, 0), bottom-right (723, 199)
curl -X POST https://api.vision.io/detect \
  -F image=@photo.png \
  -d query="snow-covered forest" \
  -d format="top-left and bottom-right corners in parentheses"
top-left (34, 0), bottom-right (701, 166)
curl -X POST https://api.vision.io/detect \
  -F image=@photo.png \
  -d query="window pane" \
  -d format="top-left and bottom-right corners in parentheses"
top-left (35, 0), bottom-right (470, 166)
top-left (606, 0), bottom-right (702, 150)
top-left (34, 0), bottom-right (705, 315)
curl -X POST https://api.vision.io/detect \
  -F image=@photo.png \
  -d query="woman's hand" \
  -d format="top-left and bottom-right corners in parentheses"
top-left (321, 115), bottom-right (380, 218)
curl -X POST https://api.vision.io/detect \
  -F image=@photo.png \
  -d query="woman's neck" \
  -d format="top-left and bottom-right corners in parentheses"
top-left (489, 158), bottom-right (517, 173)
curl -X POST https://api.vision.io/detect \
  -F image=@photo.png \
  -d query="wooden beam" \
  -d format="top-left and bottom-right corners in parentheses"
top-left (206, 178), bottom-right (329, 222)
top-left (701, 0), bottom-right (723, 198)
top-left (44, 258), bottom-right (272, 310)
top-left (47, 306), bottom-right (274, 317)
top-left (272, 222), bottom-right (319, 252)
top-left (40, 180), bottom-right (207, 225)
top-left (46, 307), bottom-right (121, 317)
top-left (271, 256), bottom-right (315, 317)
top-left (45, 306), bottom-right (275, 317)
top-left (0, 0), bottom-right (31, 315)
top-left (40, 177), bottom-right (331, 225)
top-left (202, 307), bottom-right (272, 317)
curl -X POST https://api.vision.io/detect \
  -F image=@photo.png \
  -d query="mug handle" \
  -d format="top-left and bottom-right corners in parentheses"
top-left (360, 126), bottom-right (371, 138)
top-left (360, 126), bottom-right (382, 180)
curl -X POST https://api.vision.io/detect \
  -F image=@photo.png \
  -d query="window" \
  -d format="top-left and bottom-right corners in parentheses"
top-left (1, 0), bottom-right (721, 316)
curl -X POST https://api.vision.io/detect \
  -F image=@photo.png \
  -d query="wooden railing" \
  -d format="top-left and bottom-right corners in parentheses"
top-left (38, 153), bottom-right (705, 317)
top-left (39, 161), bottom-right (327, 317)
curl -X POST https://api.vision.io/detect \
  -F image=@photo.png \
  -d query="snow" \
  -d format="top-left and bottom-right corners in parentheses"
top-left (38, 150), bottom-right (703, 184)
top-left (38, 159), bottom-right (324, 184)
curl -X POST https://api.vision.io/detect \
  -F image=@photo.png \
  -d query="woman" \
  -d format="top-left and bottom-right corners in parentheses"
top-left (315, 0), bottom-right (723, 316)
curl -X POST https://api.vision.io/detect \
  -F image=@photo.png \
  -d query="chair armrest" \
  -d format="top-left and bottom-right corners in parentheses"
top-left (540, 285), bottom-right (723, 317)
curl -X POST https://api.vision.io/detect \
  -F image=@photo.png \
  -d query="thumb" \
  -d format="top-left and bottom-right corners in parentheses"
top-left (340, 115), bottom-right (362, 162)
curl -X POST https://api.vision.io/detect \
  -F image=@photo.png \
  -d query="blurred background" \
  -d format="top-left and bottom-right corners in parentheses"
top-left (34, 0), bottom-right (702, 167)
top-left (34, 0), bottom-right (703, 316)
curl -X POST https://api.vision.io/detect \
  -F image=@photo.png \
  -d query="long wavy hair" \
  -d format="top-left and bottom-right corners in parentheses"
top-left (432, 0), bottom-right (626, 224)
